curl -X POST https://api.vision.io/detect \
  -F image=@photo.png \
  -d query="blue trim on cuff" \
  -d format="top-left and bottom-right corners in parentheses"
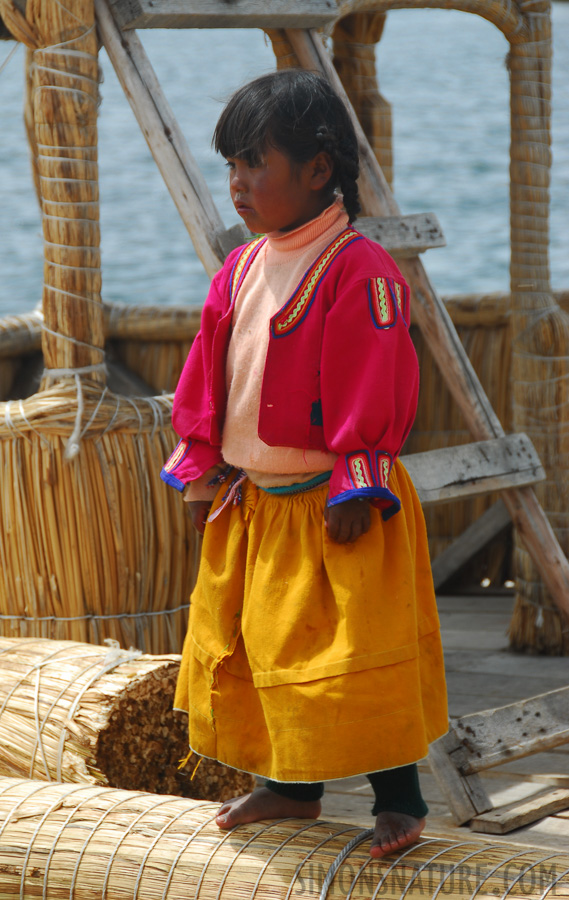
top-left (327, 486), bottom-right (401, 520)
top-left (160, 468), bottom-right (186, 492)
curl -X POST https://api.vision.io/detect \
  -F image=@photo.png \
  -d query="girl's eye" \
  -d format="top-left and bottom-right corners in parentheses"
top-left (225, 160), bottom-right (236, 170)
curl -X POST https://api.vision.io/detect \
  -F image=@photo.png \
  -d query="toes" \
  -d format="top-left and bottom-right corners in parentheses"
top-left (215, 810), bottom-right (233, 829)
top-left (369, 817), bottom-right (424, 858)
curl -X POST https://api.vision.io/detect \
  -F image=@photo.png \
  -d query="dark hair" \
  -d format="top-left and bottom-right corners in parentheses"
top-left (213, 69), bottom-right (361, 223)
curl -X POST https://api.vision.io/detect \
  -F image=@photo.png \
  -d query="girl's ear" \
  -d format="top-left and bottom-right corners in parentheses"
top-left (310, 151), bottom-right (334, 191)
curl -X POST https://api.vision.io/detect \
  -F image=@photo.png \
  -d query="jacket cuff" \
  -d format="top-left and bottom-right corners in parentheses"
top-left (160, 439), bottom-right (224, 492)
top-left (328, 450), bottom-right (401, 520)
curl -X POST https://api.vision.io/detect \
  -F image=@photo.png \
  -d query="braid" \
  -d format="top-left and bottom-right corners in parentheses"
top-left (316, 129), bottom-right (361, 224)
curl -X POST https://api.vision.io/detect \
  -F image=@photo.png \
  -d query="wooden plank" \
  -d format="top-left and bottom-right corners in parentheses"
top-left (96, 0), bottom-right (226, 277)
top-left (218, 212), bottom-right (446, 259)
top-left (428, 731), bottom-right (492, 825)
top-left (107, 0), bottom-right (337, 30)
top-left (470, 788), bottom-right (569, 835)
top-left (217, 223), bottom-right (251, 259)
top-left (431, 500), bottom-right (511, 590)
top-left (285, 28), bottom-right (569, 627)
top-left (401, 434), bottom-right (545, 506)
top-left (441, 647), bottom-right (569, 682)
top-left (453, 687), bottom-right (569, 776)
top-left (355, 213), bottom-right (446, 256)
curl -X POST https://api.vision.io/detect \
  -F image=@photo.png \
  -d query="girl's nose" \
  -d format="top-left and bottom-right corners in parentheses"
top-left (230, 163), bottom-right (246, 194)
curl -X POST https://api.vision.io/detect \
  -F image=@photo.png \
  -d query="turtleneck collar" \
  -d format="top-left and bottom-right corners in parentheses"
top-left (265, 195), bottom-right (350, 258)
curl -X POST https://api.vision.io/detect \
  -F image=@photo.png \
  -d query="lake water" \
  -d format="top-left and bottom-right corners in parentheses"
top-left (0, 5), bottom-right (567, 314)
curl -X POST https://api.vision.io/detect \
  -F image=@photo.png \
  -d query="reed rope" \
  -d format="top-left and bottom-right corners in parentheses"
top-left (319, 827), bottom-right (375, 899)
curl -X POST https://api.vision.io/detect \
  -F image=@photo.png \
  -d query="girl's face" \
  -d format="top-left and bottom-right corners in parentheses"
top-left (227, 147), bottom-right (333, 235)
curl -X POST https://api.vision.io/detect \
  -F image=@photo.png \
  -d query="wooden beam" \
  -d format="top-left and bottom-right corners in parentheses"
top-left (430, 500), bottom-right (511, 590)
top-left (428, 731), bottom-right (492, 826)
top-left (454, 686), bottom-right (569, 776)
top-left (401, 434), bottom-right (545, 507)
top-left (96, 0), bottom-right (227, 278)
top-left (355, 213), bottom-right (446, 256)
top-left (107, 0), bottom-right (337, 30)
top-left (218, 213), bottom-right (445, 259)
top-left (285, 27), bottom-right (569, 626)
top-left (470, 787), bottom-right (569, 835)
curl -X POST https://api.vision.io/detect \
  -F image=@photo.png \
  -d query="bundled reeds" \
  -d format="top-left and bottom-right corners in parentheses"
top-left (0, 0), bottom-right (202, 653)
top-left (507, 4), bottom-right (569, 654)
top-left (0, 777), bottom-right (567, 900)
top-left (0, 637), bottom-right (255, 800)
top-left (333, 11), bottom-right (393, 187)
top-left (0, 382), bottom-right (199, 653)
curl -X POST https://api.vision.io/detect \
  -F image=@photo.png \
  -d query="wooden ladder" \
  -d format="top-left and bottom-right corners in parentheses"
top-left (429, 686), bottom-right (569, 834)
top-left (94, 0), bottom-right (569, 622)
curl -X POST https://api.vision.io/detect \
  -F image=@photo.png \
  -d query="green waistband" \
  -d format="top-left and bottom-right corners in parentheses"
top-left (259, 471), bottom-right (332, 496)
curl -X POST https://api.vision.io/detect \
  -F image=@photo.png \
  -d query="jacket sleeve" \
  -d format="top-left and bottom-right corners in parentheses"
top-left (320, 273), bottom-right (419, 519)
top-left (160, 260), bottom-right (233, 492)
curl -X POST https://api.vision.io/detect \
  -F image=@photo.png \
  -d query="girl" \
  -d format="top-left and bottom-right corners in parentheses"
top-left (162, 69), bottom-right (448, 858)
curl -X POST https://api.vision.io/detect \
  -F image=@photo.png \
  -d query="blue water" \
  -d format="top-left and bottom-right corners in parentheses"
top-left (0, 6), bottom-right (567, 314)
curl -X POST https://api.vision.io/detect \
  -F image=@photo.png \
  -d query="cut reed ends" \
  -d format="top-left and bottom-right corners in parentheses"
top-left (0, 637), bottom-right (255, 800)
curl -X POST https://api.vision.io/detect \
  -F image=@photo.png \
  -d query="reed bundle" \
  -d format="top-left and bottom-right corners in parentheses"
top-left (0, 637), bottom-right (254, 800)
top-left (333, 11), bottom-right (393, 187)
top-left (507, 6), bottom-right (569, 654)
top-left (0, 777), bottom-right (567, 900)
top-left (0, 382), bottom-right (197, 654)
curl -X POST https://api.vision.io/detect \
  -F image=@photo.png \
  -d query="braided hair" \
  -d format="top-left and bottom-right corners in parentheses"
top-left (214, 70), bottom-right (361, 223)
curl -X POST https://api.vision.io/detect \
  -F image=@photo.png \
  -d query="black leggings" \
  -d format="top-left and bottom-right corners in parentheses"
top-left (265, 763), bottom-right (428, 818)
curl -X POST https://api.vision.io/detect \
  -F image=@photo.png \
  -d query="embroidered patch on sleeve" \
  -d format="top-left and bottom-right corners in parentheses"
top-left (368, 277), bottom-right (397, 329)
top-left (375, 451), bottom-right (393, 489)
top-left (347, 451), bottom-right (375, 489)
top-left (164, 439), bottom-right (190, 473)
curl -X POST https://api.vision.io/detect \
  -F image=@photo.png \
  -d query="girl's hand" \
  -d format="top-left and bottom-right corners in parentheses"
top-left (188, 500), bottom-right (212, 535)
top-left (324, 495), bottom-right (371, 544)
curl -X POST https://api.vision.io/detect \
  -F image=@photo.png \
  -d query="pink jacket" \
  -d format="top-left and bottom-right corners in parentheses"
top-left (161, 227), bottom-right (419, 518)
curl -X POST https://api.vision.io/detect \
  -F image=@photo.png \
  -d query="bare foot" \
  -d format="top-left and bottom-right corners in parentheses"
top-left (369, 812), bottom-right (425, 858)
top-left (215, 787), bottom-right (322, 829)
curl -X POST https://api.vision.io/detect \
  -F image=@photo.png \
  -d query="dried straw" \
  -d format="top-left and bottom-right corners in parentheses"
top-left (0, 637), bottom-right (254, 800)
top-left (333, 12), bottom-right (393, 187)
top-left (0, 383), bottom-right (198, 654)
top-left (0, 777), bottom-right (568, 900)
top-left (507, 4), bottom-right (569, 654)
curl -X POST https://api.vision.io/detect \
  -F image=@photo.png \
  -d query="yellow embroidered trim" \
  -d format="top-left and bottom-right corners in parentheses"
top-left (230, 236), bottom-right (265, 301)
top-left (164, 440), bottom-right (188, 473)
top-left (370, 277), bottom-right (396, 328)
top-left (274, 229), bottom-right (359, 336)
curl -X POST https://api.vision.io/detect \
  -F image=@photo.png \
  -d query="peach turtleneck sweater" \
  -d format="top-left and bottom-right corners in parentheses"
top-left (186, 198), bottom-right (348, 502)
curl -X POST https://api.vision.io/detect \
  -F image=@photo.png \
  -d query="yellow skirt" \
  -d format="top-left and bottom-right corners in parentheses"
top-left (174, 461), bottom-right (448, 782)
